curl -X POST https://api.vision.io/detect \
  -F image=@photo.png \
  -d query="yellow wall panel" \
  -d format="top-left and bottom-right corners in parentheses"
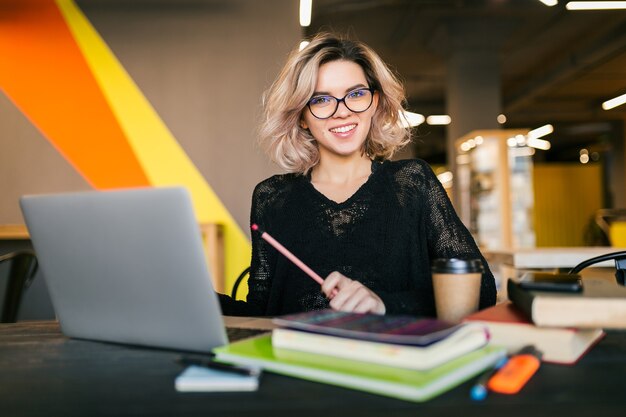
top-left (533, 163), bottom-right (603, 247)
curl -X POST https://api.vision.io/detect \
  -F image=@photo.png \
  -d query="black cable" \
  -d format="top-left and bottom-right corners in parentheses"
top-left (568, 250), bottom-right (626, 274)
top-left (230, 266), bottom-right (251, 299)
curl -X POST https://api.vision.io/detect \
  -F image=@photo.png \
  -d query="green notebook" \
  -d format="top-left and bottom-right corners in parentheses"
top-left (213, 335), bottom-right (505, 402)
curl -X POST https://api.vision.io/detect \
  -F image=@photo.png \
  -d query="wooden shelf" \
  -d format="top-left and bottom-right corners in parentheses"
top-left (0, 224), bottom-right (30, 240)
top-left (199, 223), bottom-right (224, 293)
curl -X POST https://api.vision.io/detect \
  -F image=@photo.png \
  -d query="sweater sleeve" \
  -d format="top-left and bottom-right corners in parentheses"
top-left (218, 180), bottom-right (278, 316)
top-left (420, 162), bottom-right (497, 310)
top-left (375, 161), bottom-right (496, 315)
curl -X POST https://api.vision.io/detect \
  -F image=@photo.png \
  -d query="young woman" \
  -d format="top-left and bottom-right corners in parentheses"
top-left (218, 32), bottom-right (496, 317)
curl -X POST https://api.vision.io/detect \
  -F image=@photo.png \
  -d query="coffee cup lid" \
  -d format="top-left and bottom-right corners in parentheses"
top-left (431, 258), bottom-right (484, 274)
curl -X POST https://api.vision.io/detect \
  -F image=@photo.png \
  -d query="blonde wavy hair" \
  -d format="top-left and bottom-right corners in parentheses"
top-left (259, 32), bottom-right (411, 174)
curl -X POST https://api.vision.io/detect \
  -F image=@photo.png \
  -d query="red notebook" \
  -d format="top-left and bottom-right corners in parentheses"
top-left (464, 302), bottom-right (605, 365)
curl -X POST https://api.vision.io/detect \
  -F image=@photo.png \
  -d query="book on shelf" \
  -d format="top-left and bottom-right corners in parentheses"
top-left (464, 302), bottom-right (605, 365)
top-left (507, 278), bottom-right (626, 329)
top-left (213, 334), bottom-right (506, 403)
top-left (271, 322), bottom-right (490, 371)
top-left (174, 365), bottom-right (260, 392)
top-left (271, 309), bottom-right (465, 346)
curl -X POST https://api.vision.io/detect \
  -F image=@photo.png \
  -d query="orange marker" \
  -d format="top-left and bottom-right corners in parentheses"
top-left (488, 346), bottom-right (542, 394)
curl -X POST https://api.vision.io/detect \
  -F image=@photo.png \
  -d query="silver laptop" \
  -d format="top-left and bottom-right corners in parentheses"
top-left (20, 187), bottom-right (233, 352)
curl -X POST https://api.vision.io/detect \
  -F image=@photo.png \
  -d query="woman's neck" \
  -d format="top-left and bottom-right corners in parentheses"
top-left (309, 154), bottom-right (373, 203)
top-left (311, 153), bottom-right (372, 185)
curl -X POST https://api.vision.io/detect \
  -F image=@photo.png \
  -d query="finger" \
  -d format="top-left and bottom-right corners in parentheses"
top-left (353, 297), bottom-right (377, 314)
top-left (328, 286), bottom-right (352, 309)
top-left (320, 271), bottom-right (340, 295)
top-left (321, 271), bottom-right (346, 298)
top-left (339, 283), bottom-right (386, 314)
top-left (339, 285), bottom-right (369, 312)
top-left (330, 283), bottom-right (367, 312)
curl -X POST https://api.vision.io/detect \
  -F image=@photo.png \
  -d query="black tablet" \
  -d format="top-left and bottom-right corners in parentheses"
top-left (518, 271), bottom-right (583, 293)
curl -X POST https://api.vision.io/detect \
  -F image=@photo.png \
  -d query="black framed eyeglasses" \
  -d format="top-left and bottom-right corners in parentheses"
top-left (307, 88), bottom-right (375, 119)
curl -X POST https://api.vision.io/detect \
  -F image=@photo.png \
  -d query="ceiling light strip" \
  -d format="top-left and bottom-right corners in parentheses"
top-left (527, 124), bottom-right (554, 139)
top-left (426, 115), bottom-right (451, 125)
top-left (400, 111), bottom-right (425, 128)
top-left (566, 1), bottom-right (626, 10)
top-left (602, 93), bottom-right (626, 110)
top-left (300, 0), bottom-right (312, 26)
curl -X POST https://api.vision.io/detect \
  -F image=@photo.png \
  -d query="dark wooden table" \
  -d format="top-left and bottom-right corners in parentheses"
top-left (2, 321), bottom-right (626, 417)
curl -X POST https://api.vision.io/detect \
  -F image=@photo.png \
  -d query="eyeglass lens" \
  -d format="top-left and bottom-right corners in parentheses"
top-left (308, 88), bottom-right (373, 119)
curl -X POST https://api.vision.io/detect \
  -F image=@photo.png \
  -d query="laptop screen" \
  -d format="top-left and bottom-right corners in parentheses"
top-left (20, 187), bottom-right (229, 352)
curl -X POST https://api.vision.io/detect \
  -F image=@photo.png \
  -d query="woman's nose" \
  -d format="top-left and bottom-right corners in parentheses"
top-left (333, 99), bottom-right (352, 118)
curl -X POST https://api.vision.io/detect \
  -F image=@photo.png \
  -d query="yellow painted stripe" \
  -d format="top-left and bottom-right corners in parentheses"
top-left (55, 0), bottom-right (250, 292)
top-left (0, 0), bottom-right (150, 189)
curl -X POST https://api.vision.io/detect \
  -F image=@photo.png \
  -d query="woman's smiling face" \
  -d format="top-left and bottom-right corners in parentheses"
top-left (301, 60), bottom-right (378, 161)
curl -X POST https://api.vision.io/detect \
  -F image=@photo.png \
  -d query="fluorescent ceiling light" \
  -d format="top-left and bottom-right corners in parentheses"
top-left (566, 1), bottom-right (626, 10)
top-left (426, 115), bottom-right (451, 125)
top-left (527, 137), bottom-right (552, 150)
top-left (436, 171), bottom-right (453, 185)
top-left (507, 137), bottom-right (519, 147)
top-left (602, 93), bottom-right (626, 110)
top-left (299, 41), bottom-right (310, 51)
top-left (538, 0), bottom-right (558, 6)
top-left (300, 0), bottom-right (312, 26)
top-left (400, 111), bottom-right (425, 128)
top-left (527, 124), bottom-right (553, 139)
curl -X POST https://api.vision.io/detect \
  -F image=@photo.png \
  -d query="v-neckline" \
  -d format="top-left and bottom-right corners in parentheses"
top-left (304, 160), bottom-right (380, 206)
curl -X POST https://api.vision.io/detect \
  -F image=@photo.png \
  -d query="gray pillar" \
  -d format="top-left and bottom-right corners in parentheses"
top-left (447, 48), bottom-right (501, 150)
top-left (440, 19), bottom-right (511, 207)
top-left (447, 47), bottom-right (501, 208)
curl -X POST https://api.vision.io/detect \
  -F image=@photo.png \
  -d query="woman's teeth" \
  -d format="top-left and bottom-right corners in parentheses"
top-left (330, 124), bottom-right (356, 133)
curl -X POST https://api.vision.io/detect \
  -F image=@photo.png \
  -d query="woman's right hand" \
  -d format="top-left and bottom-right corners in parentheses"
top-left (321, 271), bottom-right (386, 315)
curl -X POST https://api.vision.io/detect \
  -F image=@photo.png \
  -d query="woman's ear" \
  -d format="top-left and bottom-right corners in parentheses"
top-left (300, 119), bottom-right (309, 130)
top-left (371, 90), bottom-right (380, 113)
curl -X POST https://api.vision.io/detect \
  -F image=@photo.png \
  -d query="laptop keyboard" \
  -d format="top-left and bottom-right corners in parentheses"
top-left (226, 327), bottom-right (269, 342)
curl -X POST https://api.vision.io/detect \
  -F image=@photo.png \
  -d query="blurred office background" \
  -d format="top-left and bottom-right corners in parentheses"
top-left (302, 0), bottom-right (626, 250)
top-left (1, 0), bottom-right (626, 318)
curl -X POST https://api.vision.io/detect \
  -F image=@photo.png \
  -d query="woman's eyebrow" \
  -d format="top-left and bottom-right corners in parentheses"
top-left (311, 83), bottom-right (368, 97)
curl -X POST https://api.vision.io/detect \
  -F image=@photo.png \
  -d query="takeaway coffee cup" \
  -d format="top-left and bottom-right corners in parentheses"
top-left (431, 258), bottom-right (484, 322)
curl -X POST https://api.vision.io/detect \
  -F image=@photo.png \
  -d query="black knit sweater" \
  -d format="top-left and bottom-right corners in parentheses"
top-left (218, 159), bottom-right (496, 317)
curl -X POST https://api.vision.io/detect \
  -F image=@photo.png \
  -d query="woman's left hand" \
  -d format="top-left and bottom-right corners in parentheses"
top-left (321, 271), bottom-right (386, 315)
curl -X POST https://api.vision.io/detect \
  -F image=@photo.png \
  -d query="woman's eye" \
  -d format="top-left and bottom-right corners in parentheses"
top-left (348, 90), bottom-right (365, 99)
top-left (310, 96), bottom-right (331, 106)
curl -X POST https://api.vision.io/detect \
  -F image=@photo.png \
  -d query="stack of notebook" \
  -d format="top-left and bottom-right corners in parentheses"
top-left (213, 310), bottom-right (506, 402)
top-left (464, 301), bottom-right (605, 365)
top-left (463, 276), bottom-right (620, 365)
top-left (507, 277), bottom-right (626, 330)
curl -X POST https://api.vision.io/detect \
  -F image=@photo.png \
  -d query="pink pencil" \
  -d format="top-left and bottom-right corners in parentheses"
top-left (251, 224), bottom-right (336, 296)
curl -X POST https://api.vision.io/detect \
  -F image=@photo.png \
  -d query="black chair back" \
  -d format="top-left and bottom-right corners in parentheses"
top-left (231, 266), bottom-right (250, 299)
top-left (0, 251), bottom-right (38, 323)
